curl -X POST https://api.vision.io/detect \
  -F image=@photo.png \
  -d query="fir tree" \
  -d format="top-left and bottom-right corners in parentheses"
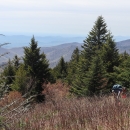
top-left (2, 59), bottom-right (15, 85)
top-left (71, 47), bottom-right (80, 62)
top-left (113, 55), bottom-right (130, 88)
top-left (70, 68), bottom-right (88, 96)
top-left (53, 56), bottom-right (67, 80)
top-left (101, 32), bottom-right (119, 73)
top-left (66, 47), bottom-right (80, 84)
top-left (12, 64), bottom-right (28, 95)
top-left (71, 55), bottom-right (107, 96)
top-left (100, 32), bottom-right (120, 89)
top-left (23, 36), bottom-right (50, 102)
top-left (13, 55), bottom-right (20, 71)
top-left (70, 16), bottom-right (108, 96)
top-left (85, 55), bottom-right (107, 95)
top-left (82, 16), bottom-right (108, 62)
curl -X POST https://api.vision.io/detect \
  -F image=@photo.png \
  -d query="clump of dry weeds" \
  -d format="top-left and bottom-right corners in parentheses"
top-left (1, 82), bottom-right (130, 130)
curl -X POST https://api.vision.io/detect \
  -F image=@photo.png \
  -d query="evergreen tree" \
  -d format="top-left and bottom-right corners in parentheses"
top-left (70, 16), bottom-right (108, 96)
top-left (2, 59), bottom-right (15, 85)
top-left (70, 55), bottom-right (107, 96)
top-left (101, 32), bottom-right (119, 73)
top-left (82, 16), bottom-right (108, 63)
top-left (100, 32), bottom-right (120, 89)
top-left (71, 47), bottom-right (80, 62)
top-left (113, 55), bottom-right (130, 89)
top-left (70, 67), bottom-right (88, 96)
top-left (85, 55), bottom-right (107, 95)
top-left (119, 51), bottom-right (129, 63)
top-left (13, 55), bottom-right (20, 70)
top-left (66, 47), bottom-right (80, 84)
top-left (23, 36), bottom-right (50, 102)
top-left (53, 56), bottom-right (67, 80)
top-left (12, 64), bottom-right (28, 95)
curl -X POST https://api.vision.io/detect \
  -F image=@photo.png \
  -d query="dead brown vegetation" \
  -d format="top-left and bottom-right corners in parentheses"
top-left (1, 82), bottom-right (130, 130)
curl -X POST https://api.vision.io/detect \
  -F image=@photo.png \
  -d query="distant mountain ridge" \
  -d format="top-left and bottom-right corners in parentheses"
top-left (0, 35), bottom-right (85, 48)
top-left (0, 42), bottom-right (82, 68)
top-left (1, 35), bottom-right (130, 49)
top-left (0, 39), bottom-right (130, 68)
top-left (116, 39), bottom-right (130, 53)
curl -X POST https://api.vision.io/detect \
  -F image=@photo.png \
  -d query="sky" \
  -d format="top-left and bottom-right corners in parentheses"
top-left (0, 0), bottom-right (130, 37)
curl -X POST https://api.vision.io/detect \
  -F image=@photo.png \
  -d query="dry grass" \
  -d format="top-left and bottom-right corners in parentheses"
top-left (0, 91), bottom-right (23, 108)
top-left (1, 82), bottom-right (130, 130)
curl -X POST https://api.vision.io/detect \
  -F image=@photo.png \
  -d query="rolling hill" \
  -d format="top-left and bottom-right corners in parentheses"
top-left (0, 39), bottom-right (130, 68)
top-left (116, 39), bottom-right (130, 53)
top-left (0, 42), bottom-right (82, 68)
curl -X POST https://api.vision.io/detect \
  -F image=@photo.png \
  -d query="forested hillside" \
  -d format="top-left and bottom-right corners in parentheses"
top-left (0, 39), bottom-right (130, 69)
top-left (0, 16), bottom-right (130, 129)
top-left (52, 16), bottom-right (130, 96)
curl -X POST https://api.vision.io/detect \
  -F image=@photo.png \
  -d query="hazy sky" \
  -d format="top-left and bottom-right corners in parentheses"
top-left (0, 0), bottom-right (130, 36)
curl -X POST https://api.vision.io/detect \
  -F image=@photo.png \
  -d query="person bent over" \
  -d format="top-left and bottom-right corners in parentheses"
top-left (112, 84), bottom-right (123, 102)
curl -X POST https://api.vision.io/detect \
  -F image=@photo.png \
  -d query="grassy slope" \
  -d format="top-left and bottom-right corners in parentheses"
top-left (0, 82), bottom-right (130, 130)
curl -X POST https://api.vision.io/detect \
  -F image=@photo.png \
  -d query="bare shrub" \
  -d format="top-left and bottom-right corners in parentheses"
top-left (4, 96), bottom-right (130, 129)
top-left (43, 80), bottom-right (70, 104)
top-left (0, 91), bottom-right (23, 109)
top-left (1, 82), bottom-right (130, 130)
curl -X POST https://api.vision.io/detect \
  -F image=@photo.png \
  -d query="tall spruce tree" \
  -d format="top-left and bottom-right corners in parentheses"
top-left (70, 16), bottom-right (108, 96)
top-left (23, 36), bottom-right (50, 102)
top-left (82, 16), bottom-right (108, 63)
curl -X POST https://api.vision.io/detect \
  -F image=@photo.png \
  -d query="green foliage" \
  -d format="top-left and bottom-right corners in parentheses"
top-left (2, 59), bottom-right (15, 85)
top-left (71, 47), bottom-right (80, 62)
top-left (99, 32), bottom-right (120, 89)
top-left (101, 32), bottom-right (120, 73)
top-left (13, 55), bottom-right (20, 70)
top-left (70, 16), bottom-right (109, 96)
top-left (12, 64), bottom-right (28, 95)
top-left (113, 55), bottom-right (130, 88)
top-left (53, 56), bottom-right (67, 80)
top-left (70, 68), bottom-right (88, 96)
top-left (85, 55), bottom-right (107, 95)
top-left (119, 51), bottom-right (129, 63)
top-left (70, 55), bottom-right (107, 96)
top-left (49, 16), bottom-right (130, 96)
top-left (23, 36), bottom-right (51, 101)
top-left (68, 16), bottom-right (124, 96)
top-left (82, 16), bottom-right (108, 61)
top-left (66, 47), bottom-right (80, 84)
top-left (1, 16), bottom-right (129, 99)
